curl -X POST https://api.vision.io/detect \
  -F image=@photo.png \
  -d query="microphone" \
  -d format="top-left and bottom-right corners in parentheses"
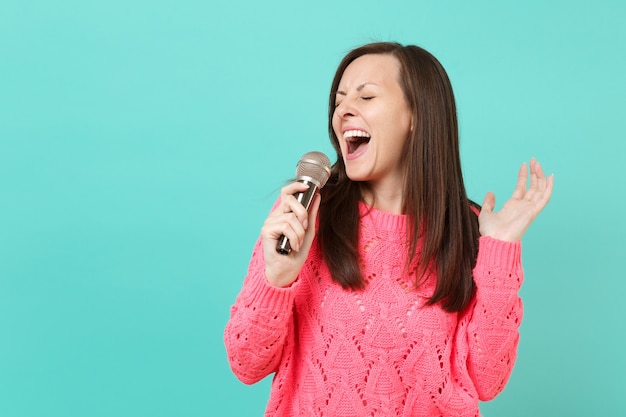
top-left (276, 151), bottom-right (331, 255)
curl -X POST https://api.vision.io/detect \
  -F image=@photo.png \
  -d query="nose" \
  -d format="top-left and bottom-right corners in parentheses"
top-left (335, 97), bottom-right (358, 119)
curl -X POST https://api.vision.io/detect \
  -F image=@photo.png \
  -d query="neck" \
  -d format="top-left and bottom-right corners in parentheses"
top-left (361, 182), bottom-right (404, 215)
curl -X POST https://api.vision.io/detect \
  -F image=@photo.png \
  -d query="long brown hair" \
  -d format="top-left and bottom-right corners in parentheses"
top-left (318, 42), bottom-right (480, 313)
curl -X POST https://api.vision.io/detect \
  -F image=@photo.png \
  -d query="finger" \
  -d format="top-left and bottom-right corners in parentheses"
top-left (481, 191), bottom-right (496, 213)
top-left (276, 183), bottom-right (312, 223)
top-left (278, 182), bottom-right (311, 211)
top-left (301, 193), bottom-right (321, 250)
top-left (263, 212), bottom-right (306, 251)
top-left (546, 173), bottom-right (555, 200)
top-left (511, 162), bottom-right (528, 200)
top-left (304, 191), bottom-right (321, 229)
top-left (280, 181), bottom-right (311, 197)
top-left (527, 159), bottom-right (551, 204)
top-left (532, 159), bottom-right (548, 193)
top-left (534, 173), bottom-right (554, 211)
top-left (521, 160), bottom-right (539, 202)
top-left (278, 193), bottom-right (310, 224)
top-left (528, 158), bottom-right (539, 193)
top-left (280, 219), bottom-right (305, 252)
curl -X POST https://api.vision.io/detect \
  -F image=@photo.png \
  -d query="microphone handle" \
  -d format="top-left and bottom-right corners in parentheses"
top-left (276, 179), bottom-right (318, 255)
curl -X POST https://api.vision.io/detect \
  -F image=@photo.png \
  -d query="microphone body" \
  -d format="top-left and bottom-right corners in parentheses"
top-left (276, 152), bottom-right (331, 255)
top-left (276, 179), bottom-right (319, 255)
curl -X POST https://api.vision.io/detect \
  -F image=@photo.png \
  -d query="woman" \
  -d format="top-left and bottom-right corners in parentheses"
top-left (224, 42), bottom-right (553, 417)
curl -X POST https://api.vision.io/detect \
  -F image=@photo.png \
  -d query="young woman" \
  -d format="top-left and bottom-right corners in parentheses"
top-left (225, 42), bottom-right (553, 417)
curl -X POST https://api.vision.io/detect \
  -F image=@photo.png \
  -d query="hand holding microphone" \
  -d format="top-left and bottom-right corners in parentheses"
top-left (276, 152), bottom-right (331, 255)
top-left (261, 151), bottom-right (331, 287)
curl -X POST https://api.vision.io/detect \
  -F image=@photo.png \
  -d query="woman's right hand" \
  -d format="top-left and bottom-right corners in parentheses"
top-left (261, 182), bottom-right (321, 288)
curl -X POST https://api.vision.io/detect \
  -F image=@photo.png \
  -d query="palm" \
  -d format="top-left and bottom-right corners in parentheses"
top-left (479, 159), bottom-right (554, 242)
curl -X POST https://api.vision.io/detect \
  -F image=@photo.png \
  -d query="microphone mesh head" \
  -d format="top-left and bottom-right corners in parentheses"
top-left (296, 151), bottom-right (331, 188)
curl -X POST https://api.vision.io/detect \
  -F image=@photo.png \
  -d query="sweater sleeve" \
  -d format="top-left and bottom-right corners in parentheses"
top-left (224, 237), bottom-right (297, 385)
top-left (463, 236), bottom-right (524, 400)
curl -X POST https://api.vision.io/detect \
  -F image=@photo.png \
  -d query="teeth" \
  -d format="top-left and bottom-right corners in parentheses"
top-left (343, 130), bottom-right (371, 140)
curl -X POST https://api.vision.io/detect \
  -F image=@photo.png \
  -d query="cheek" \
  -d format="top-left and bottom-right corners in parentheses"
top-left (331, 115), bottom-right (339, 134)
top-left (390, 110), bottom-right (412, 141)
top-left (331, 118), bottom-right (343, 143)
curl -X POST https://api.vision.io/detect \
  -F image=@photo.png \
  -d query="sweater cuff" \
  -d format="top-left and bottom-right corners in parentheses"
top-left (240, 270), bottom-right (298, 313)
top-left (475, 236), bottom-right (522, 272)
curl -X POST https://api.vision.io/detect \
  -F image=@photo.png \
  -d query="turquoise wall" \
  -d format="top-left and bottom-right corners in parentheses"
top-left (1, 0), bottom-right (624, 415)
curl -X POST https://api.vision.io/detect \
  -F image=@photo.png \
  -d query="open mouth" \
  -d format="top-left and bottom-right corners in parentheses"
top-left (344, 130), bottom-right (371, 155)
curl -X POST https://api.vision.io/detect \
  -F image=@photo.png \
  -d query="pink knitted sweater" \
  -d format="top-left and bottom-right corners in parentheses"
top-left (225, 202), bottom-right (523, 416)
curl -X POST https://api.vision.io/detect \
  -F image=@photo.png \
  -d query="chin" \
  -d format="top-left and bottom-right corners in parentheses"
top-left (344, 169), bottom-right (370, 183)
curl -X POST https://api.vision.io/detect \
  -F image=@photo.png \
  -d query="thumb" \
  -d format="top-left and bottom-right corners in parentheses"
top-left (302, 193), bottom-right (321, 246)
top-left (481, 191), bottom-right (496, 213)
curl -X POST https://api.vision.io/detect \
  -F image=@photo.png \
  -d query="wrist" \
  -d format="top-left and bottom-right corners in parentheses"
top-left (265, 268), bottom-right (298, 288)
top-left (480, 232), bottom-right (521, 243)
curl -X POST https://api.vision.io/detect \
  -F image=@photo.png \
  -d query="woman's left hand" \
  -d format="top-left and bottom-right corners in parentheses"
top-left (479, 158), bottom-right (554, 242)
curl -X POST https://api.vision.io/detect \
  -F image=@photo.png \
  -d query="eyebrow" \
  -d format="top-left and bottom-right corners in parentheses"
top-left (336, 82), bottom-right (378, 96)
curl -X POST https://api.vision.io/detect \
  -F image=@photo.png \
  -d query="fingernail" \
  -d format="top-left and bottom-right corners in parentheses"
top-left (303, 219), bottom-right (309, 229)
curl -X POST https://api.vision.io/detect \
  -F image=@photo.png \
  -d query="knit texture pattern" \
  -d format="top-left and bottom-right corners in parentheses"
top-left (225, 203), bottom-right (523, 417)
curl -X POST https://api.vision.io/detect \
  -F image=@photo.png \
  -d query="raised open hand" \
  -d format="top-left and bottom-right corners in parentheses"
top-left (479, 158), bottom-right (554, 242)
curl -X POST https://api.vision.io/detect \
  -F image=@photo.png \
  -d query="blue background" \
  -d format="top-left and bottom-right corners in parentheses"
top-left (1, 0), bottom-right (624, 415)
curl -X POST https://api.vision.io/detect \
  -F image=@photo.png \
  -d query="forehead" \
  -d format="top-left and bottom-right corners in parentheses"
top-left (338, 54), bottom-right (402, 88)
